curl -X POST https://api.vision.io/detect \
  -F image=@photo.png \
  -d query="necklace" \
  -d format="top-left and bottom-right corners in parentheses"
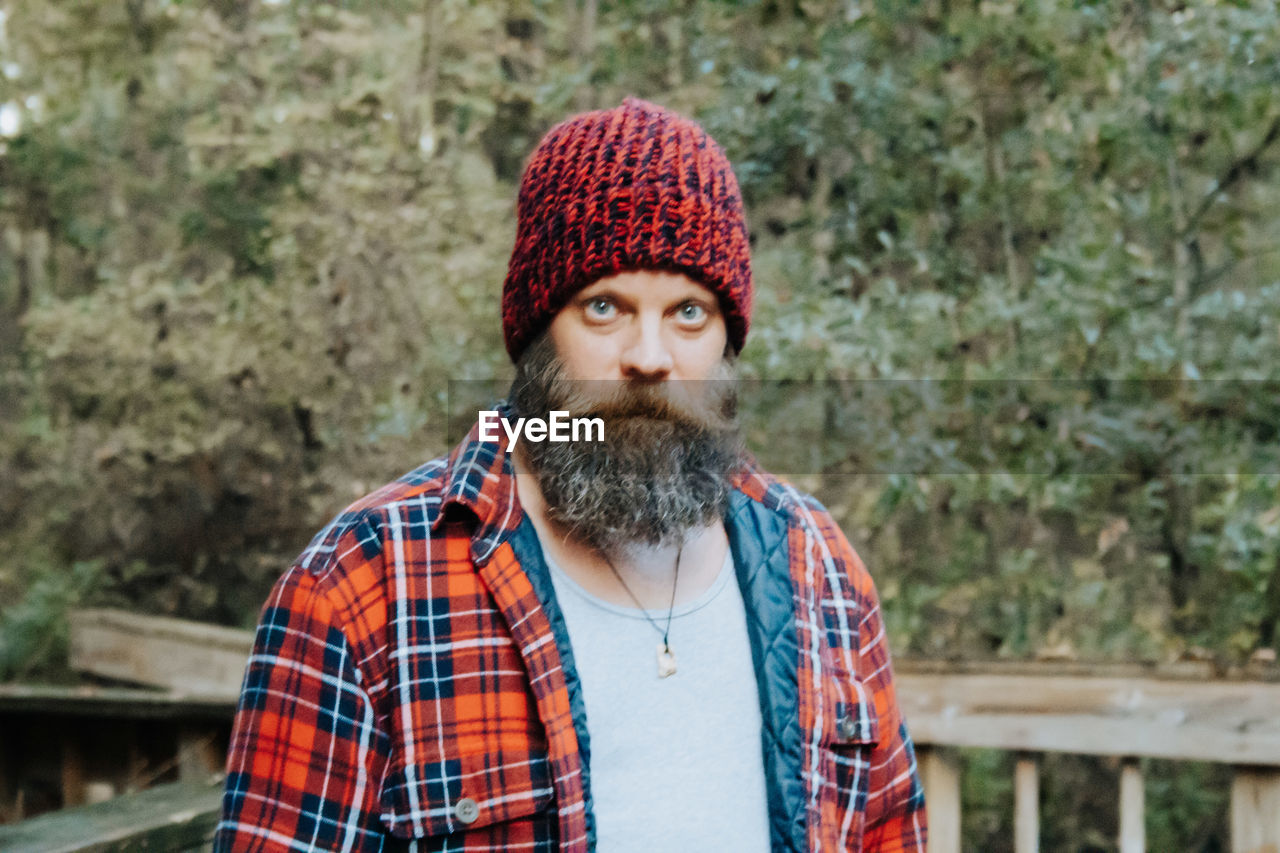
top-left (599, 544), bottom-right (684, 678)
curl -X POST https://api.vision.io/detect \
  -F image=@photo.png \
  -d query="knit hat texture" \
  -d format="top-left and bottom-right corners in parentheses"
top-left (502, 97), bottom-right (753, 361)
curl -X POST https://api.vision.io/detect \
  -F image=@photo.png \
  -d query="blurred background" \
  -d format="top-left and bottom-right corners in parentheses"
top-left (1, 0), bottom-right (1278, 848)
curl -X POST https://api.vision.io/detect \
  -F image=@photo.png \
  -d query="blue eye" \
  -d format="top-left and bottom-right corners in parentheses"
top-left (677, 303), bottom-right (706, 323)
top-left (586, 298), bottom-right (616, 320)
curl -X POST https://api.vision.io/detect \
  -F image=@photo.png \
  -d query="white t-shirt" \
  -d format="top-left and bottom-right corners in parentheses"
top-left (544, 546), bottom-right (772, 853)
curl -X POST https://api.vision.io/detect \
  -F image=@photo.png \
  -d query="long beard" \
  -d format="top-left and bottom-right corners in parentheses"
top-left (509, 334), bottom-right (743, 555)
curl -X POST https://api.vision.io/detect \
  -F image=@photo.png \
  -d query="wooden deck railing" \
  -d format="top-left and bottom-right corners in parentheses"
top-left (0, 777), bottom-right (222, 853)
top-left (897, 659), bottom-right (1280, 853)
top-left (2, 610), bottom-right (1278, 851)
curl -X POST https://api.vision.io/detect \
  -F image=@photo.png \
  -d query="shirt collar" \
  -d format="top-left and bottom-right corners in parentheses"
top-left (429, 400), bottom-right (522, 565)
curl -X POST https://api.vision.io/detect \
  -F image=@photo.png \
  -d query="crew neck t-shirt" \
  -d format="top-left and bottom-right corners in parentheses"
top-left (543, 545), bottom-right (771, 853)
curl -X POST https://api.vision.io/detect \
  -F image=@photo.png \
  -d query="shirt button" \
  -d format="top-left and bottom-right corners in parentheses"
top-left (838, 715), bottom-right (859, 740)
top-left (455, 797), bottom-right (480, 825)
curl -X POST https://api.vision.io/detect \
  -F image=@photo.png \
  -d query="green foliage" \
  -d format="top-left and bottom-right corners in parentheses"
top-left (0, 555), bottom-right (104, 682)
top-left (692, 0), bottom-right (1280, 664)
top-left (960, 749), bottom-right (1015, 851)
top-left (1145, 759), bottom-right (1232, 853)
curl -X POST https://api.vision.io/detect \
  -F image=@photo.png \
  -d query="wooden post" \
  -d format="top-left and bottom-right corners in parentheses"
top-left (0, 725), bottom-right (15, 822)
top-left (1014, 753), bottom-right (1039, 853)
top-left (1232, 767), bottom-right (1280, 853)
top-left (177, 726), bottom-right (222, 783)
top-left (60, 735), bottom-right (86, 809)
top-left (1118, 758), bottom-right (1145, 853)
top-left (918, 747), bottom-right (961, 853)
top-left (127, 723), bottom-right (144, 793)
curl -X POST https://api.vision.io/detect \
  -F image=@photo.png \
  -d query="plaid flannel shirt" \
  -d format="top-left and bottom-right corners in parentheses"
top-left (216, 419), bottom-right (927, 852)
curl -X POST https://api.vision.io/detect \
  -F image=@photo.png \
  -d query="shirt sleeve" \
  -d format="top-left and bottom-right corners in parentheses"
top-left (215, 563), bottom-right (391, 852)
top-left (844, 538), bottom-right (929, 852)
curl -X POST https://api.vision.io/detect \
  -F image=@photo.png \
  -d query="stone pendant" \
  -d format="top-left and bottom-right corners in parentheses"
top-left (656, 642), bottom-right (677, 678)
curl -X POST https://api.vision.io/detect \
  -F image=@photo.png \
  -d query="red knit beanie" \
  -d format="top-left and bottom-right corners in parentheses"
top-left (502, 97), bottom-right (753, 361)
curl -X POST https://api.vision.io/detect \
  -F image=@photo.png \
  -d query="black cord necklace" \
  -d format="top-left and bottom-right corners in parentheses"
top-left (599, 543), bottom-right (684, 678)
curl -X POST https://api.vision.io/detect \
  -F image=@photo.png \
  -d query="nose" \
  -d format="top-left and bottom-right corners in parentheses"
top-left (619, 315), bottom-right (674, 380)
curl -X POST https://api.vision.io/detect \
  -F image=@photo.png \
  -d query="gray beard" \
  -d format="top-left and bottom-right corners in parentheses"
top-left (509, 333), bottom-right (743, 556)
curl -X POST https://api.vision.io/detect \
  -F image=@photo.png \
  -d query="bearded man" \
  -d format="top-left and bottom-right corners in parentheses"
top-left (216, 98), bottom-right (926, 852)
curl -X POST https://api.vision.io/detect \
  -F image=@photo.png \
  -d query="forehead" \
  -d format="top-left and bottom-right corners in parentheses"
top-left (575, 271), bottom-right (717, 303)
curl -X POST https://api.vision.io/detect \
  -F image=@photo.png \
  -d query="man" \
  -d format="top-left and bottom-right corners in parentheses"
top-left (216, 97), bottom-right (926, 852)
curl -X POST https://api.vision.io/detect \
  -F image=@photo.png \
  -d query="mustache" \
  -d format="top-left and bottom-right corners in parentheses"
top-left (545, 378), bottom-right (738, 432)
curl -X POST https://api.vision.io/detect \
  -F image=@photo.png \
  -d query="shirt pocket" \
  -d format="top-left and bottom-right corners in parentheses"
top-left (380, 744), bottom-right (556, 842)
top-left (822, 659), bottom-right (880, 749)
top-left (816, 659), bottom-right (879, 849)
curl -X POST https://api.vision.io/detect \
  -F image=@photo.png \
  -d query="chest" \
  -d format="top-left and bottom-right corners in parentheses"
top-left (549, 554), bottom-right (773, 852)
top-left (370, 510), bottom-right (878, 852)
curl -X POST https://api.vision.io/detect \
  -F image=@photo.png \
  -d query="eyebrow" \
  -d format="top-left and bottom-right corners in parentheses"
top-left (576, 287), bottom-right (628, 304)
top-left (576, 288), bottom-right (719, 312)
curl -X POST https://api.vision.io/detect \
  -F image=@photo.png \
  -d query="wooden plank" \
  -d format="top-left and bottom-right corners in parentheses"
top-left (69, 608), bottom-right (253, 697)
top-left (899, 673), bottom-right (1280, 765)
top-left (0, 779), bottom-right (222, 852)
top-left (1118, 758), bottom-right (1145, 853)
top-left (1231, 767), bottom-right (1280, 853)
top-left (900, 658), bottom-right (1210, 680)
top-left (0, 683), bottom-right (236, 719)
top-left (896, 657), bottom-right (1280, 683)
top-left (1014, 754), bottom-right (1038, 853)
top-left (918, 747), bottom-right (961, 853)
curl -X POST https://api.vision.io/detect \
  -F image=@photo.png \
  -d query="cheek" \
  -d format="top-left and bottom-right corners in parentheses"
top-left (676, 331), bottom-right (729, 378)
top-left (550, 323), bottom-right (620, 380)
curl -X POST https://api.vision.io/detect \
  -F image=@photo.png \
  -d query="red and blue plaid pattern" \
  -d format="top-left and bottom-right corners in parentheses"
top-left (216, 422), bottom-right (926, 851)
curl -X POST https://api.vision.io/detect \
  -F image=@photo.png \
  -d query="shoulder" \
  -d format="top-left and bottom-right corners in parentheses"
top-left (251, 454), bottom-right (459, 681)
top-left (293, 453), bottom-right (454, 582)
top-left (731, 457), bottom-right (878, 596)
top-left (730, 455), bottom-right (844, 535)
top-left (276, 423), bottom-right (518, 612)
